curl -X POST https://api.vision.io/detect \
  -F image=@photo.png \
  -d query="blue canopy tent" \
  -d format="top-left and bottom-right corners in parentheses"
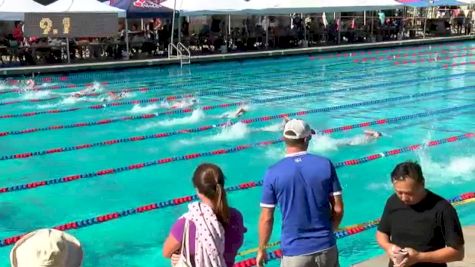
top-left (108, 0), bottom-right (173, 18)
top-left (396, 0), bottom-right (465, 7)
top-left (104, 0), bottom-right (174, 58)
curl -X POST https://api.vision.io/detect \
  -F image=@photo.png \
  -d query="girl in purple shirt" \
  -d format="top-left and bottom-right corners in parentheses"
top-left (163, 163), bottom-right (247, 267)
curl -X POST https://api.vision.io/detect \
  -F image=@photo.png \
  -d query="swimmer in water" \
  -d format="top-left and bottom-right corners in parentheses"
top-left (71, 85), bottom-right (97, 98)
top-left (336, 129), bottom-right (383, 146)
top-left (26, 79), bottom-right (35, 89)
top-left (221, 106), bottom-right (248, 119)
top-left (170, 98), bottom-right (197, 109)
top-left (107, 91), bottom-right (122, 101)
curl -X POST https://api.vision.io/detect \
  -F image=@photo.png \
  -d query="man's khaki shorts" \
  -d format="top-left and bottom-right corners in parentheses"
top-left (281, 246), bottom-right (339, 267)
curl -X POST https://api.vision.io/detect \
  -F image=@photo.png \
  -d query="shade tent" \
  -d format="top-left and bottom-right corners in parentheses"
top-left (107, 0), bottom-right (173, 18)
top-left (259, 0), bottom-right (404, 14)
top-left (47, 0), bottom-right (126, 17)
top-left (160, 0), bottom-right (403, 16)
top-left (396, 0), bottom-right (466, 7)
top-left (161, 0), bottom-right (259, 16)
top-left (0, 0), bottom-right (54, 21)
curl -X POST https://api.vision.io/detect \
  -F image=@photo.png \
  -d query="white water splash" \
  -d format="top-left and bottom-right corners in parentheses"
top-left (176, 122), bottom-right (251, 146)
top-left (60, 96), bottom-right (90, 105)
top-left (128, 104), bottom-right (159, 114)
top-left (20, 90), bottom-right (53, 100)
top-left (205, 122), bottom-right (250, 142)
top-left (417, 151), bottom-right (475, 185)
top-left (36, 103), bottom-right (58, 109)
top-left (308, 135), bottom-right (340, 152)
top-left (136, 109), bottom-right (205, 131)
top-left (217, 104), bottom-right (251, 119)
top-left (264, 145), bottom-right (285, 160)
top-left (258, 123), bottom-right (283, 132)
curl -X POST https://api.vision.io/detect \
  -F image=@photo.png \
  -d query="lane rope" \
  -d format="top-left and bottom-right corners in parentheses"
top-left (0, 136), bottom-right (472, 247)
top-left (1, 64), bottom-right (465, 119)
top-left (2, 103), bottom-right (473, 161)
top-left (232, 194), bottom-right (475, 267)
top-left (0, 83), bottom-right (472, 137)
top-left (1, 43), bottom-right (468, 96)
top-left (357, 46), bottom-right (475, 63)
top-left (394, 53), bottom-right (475, 65)
top-left (6, 41), bottom-right (460, 83)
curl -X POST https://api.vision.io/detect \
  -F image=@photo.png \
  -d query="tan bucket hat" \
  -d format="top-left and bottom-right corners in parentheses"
top-left (10, 228), bottom-right (83, 267)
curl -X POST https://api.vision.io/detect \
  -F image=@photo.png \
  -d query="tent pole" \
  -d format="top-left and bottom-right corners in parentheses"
top-left (265, 16), bottom-right (269, 48)
top-left (171, 0), bottom-right (177, 48)
top-left (178, 16), bottom-right (181, 44)
top-left (371, 11), bottom-right (374, 42)
top-left (423, 7), bottom-right (428, 39)
top-left (66, 38), bottom-right (71, 64)
top-left (125, 19), bottom-right (130, 59)
top-left (228, 14), bottom-right (231, 51)
top-left (337, 13), bottom-right (341, 44)
top-left (302, 13), bottom-right (307, 47)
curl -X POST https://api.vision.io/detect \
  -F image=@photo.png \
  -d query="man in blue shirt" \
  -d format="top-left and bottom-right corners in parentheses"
top-left (257, 119), bottom-right (344, 267)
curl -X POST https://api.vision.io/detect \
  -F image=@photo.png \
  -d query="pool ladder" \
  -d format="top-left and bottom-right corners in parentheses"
top-left (168, 42), bottom-right (191, 67)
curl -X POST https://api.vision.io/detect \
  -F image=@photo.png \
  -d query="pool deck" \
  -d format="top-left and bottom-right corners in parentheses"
top-left (1, 35), bottom-right (474, 76)
top-left (353, 225), bottom-right (475, 267)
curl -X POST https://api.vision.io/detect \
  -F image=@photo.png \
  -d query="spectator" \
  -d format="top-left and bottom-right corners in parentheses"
top-left (10, 228), bottom-right (83, 267)
top-left (12, 21), bottom-right (23, 45)
top-left (376, 161), bottom-right (465, 267)
top-left (163, 163), bottom-right (246, 267)
top-left (257, 119), bottom-right (344, 267)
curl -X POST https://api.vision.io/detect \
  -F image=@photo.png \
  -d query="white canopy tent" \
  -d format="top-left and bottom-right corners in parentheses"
top-left (47, 0), bottom-right (126, 18)
top-left (259, 0), bottom-right (404, 14)
top-left (161, 0), bottom-right (256, 16)
top-left (162, 0), bottom-right (402, 16)
top-left (0, 0), bottom-right (54, 21)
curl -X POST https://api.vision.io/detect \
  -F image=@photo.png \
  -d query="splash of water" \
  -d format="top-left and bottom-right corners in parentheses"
top-left (136, 109), bottom-right (205, 131)
top-left (259, 123), bottom-right (283, 132)
top-left (308, 135), bottom-right (340, 152)
top-left (417, 150), bottom-right (475, 184)
top-left (20, 90), bottom-right (53, 100)
top-left (128, 104), bottom-right (159, 114)
top-left (60, 96), bottom-right (89, 105)
top-left (205, 122), bottom-right (250, 142)
top-left (264, 145), bottom-right (285, 160)
top-left (36, 103), bottom-right (58, 109)
top-left (217, 104), bottom-right (252, 119)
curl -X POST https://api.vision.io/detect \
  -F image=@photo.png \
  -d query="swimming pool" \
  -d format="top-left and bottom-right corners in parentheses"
top-left (0, 40), bottom-right (474, 267)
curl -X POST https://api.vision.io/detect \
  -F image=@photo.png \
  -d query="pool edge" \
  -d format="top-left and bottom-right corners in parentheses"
top-left (1, 35), bottom-right (474, 77)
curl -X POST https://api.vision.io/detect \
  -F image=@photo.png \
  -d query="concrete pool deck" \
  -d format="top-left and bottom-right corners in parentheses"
top-left (1, 35), bottom-right (474, 76)
top-left (353, 225), bottom-right (475, 267)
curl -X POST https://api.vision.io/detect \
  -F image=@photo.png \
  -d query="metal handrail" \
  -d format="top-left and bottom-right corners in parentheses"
top-left (167, 43), bottom-right (182, 59)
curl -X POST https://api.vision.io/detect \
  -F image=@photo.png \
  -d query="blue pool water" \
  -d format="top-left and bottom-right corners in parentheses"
top-left (0, 41), bottom-right (474, 267)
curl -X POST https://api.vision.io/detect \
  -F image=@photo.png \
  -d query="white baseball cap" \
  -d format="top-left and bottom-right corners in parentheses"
top-left (10, 228), bottom-right (83, 267)
top-left (283, 119), bottom-right (316, 139)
